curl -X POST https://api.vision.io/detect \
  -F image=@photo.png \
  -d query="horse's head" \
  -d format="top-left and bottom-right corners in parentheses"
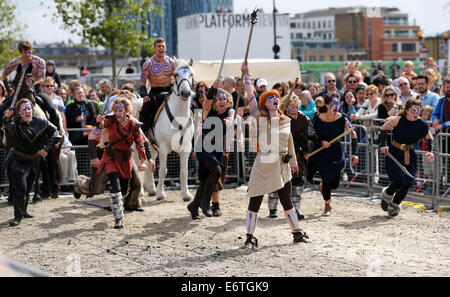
top-left (13, 64), bottom-right (35, 100)
top-left (173, 58), bottom-right (194, 101)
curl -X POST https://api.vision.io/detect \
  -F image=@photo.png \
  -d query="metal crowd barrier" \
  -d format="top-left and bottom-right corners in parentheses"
top-left (1, 123), bottom-right (449, 210)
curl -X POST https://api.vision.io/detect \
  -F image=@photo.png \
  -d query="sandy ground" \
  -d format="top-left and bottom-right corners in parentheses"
top-left (0, 186), bottom-right (449, 277)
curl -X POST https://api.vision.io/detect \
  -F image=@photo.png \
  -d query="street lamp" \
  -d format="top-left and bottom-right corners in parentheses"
top-left (444, 33), bottom-right (449, 74)
top-left (272, 0), bottom-right (280, 59)
top-left (417, 30), bottom-right (424, 60)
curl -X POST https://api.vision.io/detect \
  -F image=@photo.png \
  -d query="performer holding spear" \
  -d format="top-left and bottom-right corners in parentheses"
top-left (238, 8), bottom-right (311, 248)
top-left (307, 93), bottom-right (359, 217)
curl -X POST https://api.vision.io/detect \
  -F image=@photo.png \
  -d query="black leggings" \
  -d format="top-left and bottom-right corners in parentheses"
top-left (201, 158), bottom-right (222, 181)
top-left (108, 172), bottom-right (130, 196)
top-left (8, 159), bottom-right (35, 218)
top-left (386, 181), bottom-right (410, 204)
top-left (321, 175), bottom-right (340, 201)
top-left (248, 181), bottom-right (293, 212)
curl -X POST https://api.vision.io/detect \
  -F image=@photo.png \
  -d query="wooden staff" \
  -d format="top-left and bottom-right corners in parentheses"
top-left (306, 126), bottom-right (356, 160)
top-left (242, 8), bottom-right (259, 107)
top-left (286, 77), bottom-right (300, 100)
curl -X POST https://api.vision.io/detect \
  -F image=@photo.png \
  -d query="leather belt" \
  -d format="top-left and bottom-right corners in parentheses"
top-left (392, 140), bottom-right (413, 166)
top-left (13, 148), bottom-right (38, 160)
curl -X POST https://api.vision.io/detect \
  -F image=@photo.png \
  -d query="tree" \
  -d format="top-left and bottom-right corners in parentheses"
top-left (0, 0), bottom-right (25, 68)
top-left (47, 0), bottom-right (159, 81)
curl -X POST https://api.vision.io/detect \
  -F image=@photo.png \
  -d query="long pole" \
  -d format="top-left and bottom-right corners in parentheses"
top-left (242, 8), bottom-right (259, 107)
top-left (306, 127), bottom-right (356, 160)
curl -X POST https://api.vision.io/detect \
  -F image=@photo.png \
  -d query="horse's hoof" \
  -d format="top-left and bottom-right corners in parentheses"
top-left (147, 191), bottom-right (156, 197)
top-left (74, 192), bottom-right (81, 199)
top-left (183, 196), bottom-right (193, 202)
top-left (156, 195), bottom-right (167, 201)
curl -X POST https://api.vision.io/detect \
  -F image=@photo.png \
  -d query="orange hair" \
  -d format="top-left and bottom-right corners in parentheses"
top-left (259, 89), bottom-right (282, 116)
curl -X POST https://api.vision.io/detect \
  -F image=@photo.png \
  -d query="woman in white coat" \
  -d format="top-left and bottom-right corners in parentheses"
top-left (241, 62), bottom-right (311, 249)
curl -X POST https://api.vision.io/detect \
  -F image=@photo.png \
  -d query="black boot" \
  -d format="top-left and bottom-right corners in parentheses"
top-left (200, 175), bottom-right (219, 217)
top-left (9, 218), bottom-right (21, 227)
top-left (242, 233), bottom-right (258, 249)
top-left (211, 202), bottom-right (222, 217)
top-left (187, 180), bottom-right (206, 220)
top-left (293, 229), bottom-right (311, 243)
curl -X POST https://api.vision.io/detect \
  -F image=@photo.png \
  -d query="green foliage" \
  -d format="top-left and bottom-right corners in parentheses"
top-left (47, 0), bottom-right (160, 77)
top-left (0, 0), bottom-right (25, 68)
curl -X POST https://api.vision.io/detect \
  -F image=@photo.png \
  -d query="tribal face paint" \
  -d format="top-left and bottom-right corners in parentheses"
top-left (266, 95), bottom-right (280, 111)
top-left (408, 106), bottom-right (421, 119)
top-left (113, 102), bottom-right (126, 120)
top-left (286, 102), bottom-right (299, 119)
top-left (329, 99), bottom-right (340, 116)
top-left (215, 90), bottom-right (229, 113)
top-left (19, 103), bottom-right (33, 122)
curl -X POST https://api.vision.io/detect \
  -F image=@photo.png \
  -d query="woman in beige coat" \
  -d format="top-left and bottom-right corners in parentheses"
top-left (240, 62), bottom-right (311, 249)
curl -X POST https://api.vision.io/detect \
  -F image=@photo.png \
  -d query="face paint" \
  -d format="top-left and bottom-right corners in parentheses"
top-left (409, 106), bottom-right (421, 117)
top-left (286, 103), bottom-right (299, 119)
top-left (113, 102), bottom-right (126, 119)
top-left (19, 103), bottom-right (33, 121)
top-left (329, 99), bottom-right (340, 115)
top-left (266, 95), bottom-right (280, 110)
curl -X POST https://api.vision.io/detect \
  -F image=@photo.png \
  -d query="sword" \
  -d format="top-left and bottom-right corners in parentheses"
top-left (384, 150), bottom-right (414, 179)
top-left (217, 25), bottom-right (232, 81)
top-left (10, 66), bottom-right (27, 109)
top-left (83, 201), bottom-right (112, 212)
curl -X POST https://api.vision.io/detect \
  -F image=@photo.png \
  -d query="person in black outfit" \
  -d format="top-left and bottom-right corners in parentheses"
top-left (4, 99), bottom-right (62, 226)
top-left (45, 60), bottom-right (61, 88)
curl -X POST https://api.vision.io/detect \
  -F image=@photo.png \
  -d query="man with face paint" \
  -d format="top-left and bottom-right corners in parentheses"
top-left (96, 97), bottom-right (154, 229)
top-left (139, 38), bottom-right (175, 137)
top-left (267, 94), bottom-right (310, 220)
top-left (307, 93), bottom-right (359, 216)
top-left (3, 99), bottom-right (62, 227)
top-left (379, 98), bottom-right (434, 217)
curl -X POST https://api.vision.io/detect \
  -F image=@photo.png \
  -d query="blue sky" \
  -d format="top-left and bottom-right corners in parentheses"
top-left (17, 0), bottom-right (450, 43)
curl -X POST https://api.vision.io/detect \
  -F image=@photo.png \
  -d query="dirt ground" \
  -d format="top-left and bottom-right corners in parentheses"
top-left (0, 186), bottom-right (449, 277)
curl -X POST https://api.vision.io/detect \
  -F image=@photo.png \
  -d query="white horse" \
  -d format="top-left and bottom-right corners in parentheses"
top-left (141, 58), bottom-right (195, 202)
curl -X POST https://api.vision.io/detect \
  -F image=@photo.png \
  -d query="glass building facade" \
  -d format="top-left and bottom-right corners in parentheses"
top-left (146, 0), bottom-right (233, 56)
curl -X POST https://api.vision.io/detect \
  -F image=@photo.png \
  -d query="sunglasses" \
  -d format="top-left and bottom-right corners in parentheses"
top-left (45, 85), bottom-right (55, 88)
top-left (348, 80), bottom-right (358, 84)
top-left (367, 93), bottom-right (375, 96)
top-left (398, 83), bottom-right (408, 87)
top-left (327, 80), bottom-right (336, 83)
top-left (385, 93), bottom-right (395, 97)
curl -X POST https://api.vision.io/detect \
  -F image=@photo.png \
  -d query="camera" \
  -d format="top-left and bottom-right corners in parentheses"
top-left (282, 152), bottom-right (292, 164)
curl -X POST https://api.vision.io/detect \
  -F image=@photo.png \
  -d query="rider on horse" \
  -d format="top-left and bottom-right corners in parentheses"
top-left (2, 41), bottom-right (46, 85)
top-left (139, 37), bottom-right (175, 140)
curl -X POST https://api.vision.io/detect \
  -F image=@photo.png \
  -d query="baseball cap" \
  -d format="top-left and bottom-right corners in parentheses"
top-left (256, 78), bottom-right (267, 88)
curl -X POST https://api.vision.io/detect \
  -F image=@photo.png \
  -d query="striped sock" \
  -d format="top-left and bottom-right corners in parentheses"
top-left (246, 210), bottom-right (258, 235)
top-left (284, 208), bottom-right (300, 232)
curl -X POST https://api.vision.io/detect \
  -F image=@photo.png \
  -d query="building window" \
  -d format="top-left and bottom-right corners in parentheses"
top-left (296, 33), bottom-right (302, 39)
top-left (393, 43), bottom-right (398, 53)
top-left (307, 22), bottom-right (310, 28)
top-left (309, 56), bottom-right (316, 62)
top-left (329, 56), bottom-right (335, 61)
top-left (312, 21), bottom-right (315, 29)
top-left (319, 55), bottom-right (325, 62)
top-left (323, 21), bottom-right (326, 28)
top-left (339, 55), bottom-right (344, 61)
top-left (401, 43), bottom-right (416, 52)
top-left (291, 33), bottom-right (294, 39)
top-left (318, 21), bottom-right (321, 29)
top-left (328, 20), bottom-right (332, 28)
top-left (290, 22), bottom-right (296, 28)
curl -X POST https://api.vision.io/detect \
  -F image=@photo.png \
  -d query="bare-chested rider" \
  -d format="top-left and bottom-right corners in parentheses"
top-left (2, 41), bottom-right (46, 85)
top-left (139, 37), bottom-right (175, 136)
